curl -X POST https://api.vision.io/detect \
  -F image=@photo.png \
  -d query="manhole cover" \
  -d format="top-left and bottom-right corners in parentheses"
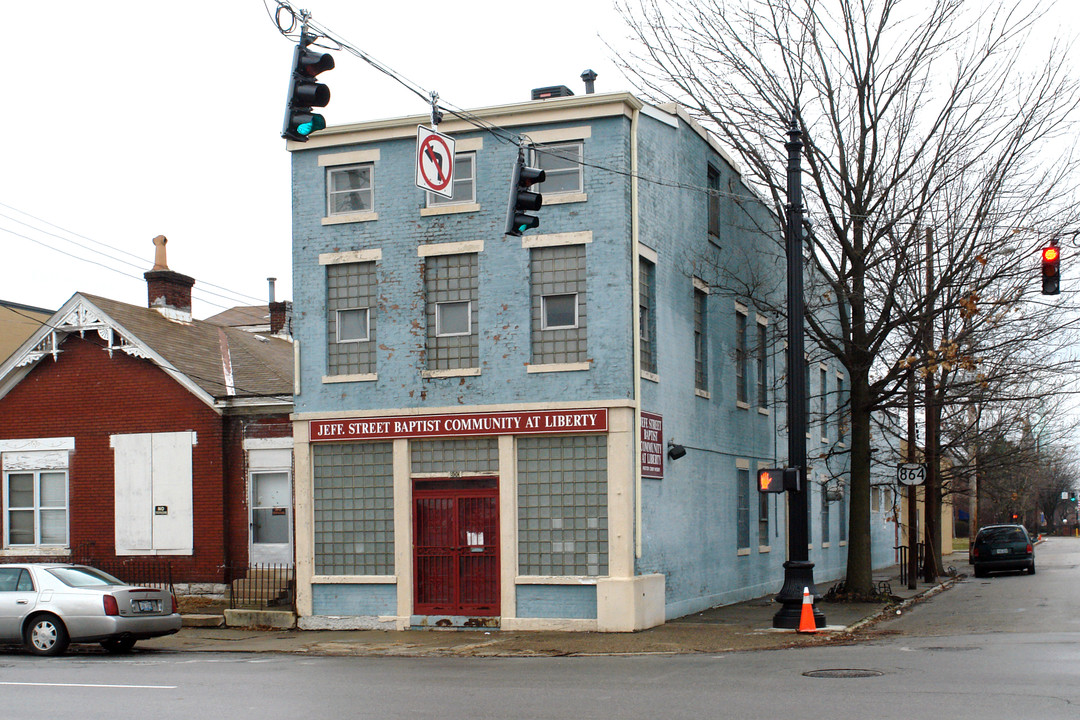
top-left (803, 669), bottom-right (884, 679)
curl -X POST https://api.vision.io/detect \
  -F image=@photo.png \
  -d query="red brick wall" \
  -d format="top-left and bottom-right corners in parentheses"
top-left (222, 414), bottom-right (293, 569)
top-left (0, 334), bottom-right (231, 582)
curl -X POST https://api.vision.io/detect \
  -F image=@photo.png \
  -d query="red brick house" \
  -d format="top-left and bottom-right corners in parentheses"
top-left (0, 240), bottom-right (293, 594)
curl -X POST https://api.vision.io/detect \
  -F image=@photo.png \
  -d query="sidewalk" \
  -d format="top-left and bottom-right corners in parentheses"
top-left (140, 560), bottom-right (965, 658)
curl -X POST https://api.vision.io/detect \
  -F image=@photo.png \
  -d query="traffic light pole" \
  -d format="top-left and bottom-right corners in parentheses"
top-left (773, 113), bottom-right (825, 629)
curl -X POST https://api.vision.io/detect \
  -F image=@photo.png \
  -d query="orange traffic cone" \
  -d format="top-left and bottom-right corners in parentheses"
top-left (797, 586), bottom-right (818, 633)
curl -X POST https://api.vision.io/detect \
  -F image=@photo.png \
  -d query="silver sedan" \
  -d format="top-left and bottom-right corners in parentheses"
top-left (0, 563), bottom-right (182, 655)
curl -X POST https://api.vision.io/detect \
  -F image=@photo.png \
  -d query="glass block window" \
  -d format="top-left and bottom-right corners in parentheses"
top-left (312, 442), bottom-right (394, 575)
top-left (694, 287), bottom-right (708, 392)
top-left (518, 435), bottom-right (607, 576)
top-left (424, 253), bottom-right (478, 370)
top-left (737, 466), bottom-right (750, 550)
top-left (531, 244), bottom-right (587, 364)
top-left (327, 164), bottom-right (373, 216)
top-left (756, 320), bottom-right (768, 408)
top-left (427, 152), bottom-right (475, 206)
top-left (639, 257), bottom-right (657, 374)
top-left (327, 262), bottom-right (377, 376)
top-left (533, 142), bottom-right (583, 195)
top-left (735, 310), bottom-right (748, 404)
top-left (410, 438), bottom-right (499, 475)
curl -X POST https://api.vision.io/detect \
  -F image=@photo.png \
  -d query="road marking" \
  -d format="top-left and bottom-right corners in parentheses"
top-left (0, 681), bottom-right (176, 689)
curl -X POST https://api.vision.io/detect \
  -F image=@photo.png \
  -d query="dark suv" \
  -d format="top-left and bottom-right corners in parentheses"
top-left (970, 524), bottom-right (1035, 577)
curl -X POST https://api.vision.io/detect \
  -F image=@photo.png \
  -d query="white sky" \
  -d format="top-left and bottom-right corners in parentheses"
top-left (1, 1), bottom-right (1076, 320)
top-left (0, 0), bottom-right (627, 318)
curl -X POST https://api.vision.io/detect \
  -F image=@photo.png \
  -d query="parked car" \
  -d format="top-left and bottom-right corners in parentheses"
top-left (969, 524), bottom-right (1036, 578)
top-left (0, 563), bottom-right (182, 656)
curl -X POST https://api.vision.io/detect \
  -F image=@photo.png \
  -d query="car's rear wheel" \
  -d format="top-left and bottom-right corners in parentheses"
top-left (100, 637), bottom-right (137, 653)
top-left (973, 566), bottom-right (986, 578)
top-left (1028, 561), bottom-right (1036, 575)
top-left (24, 614), bottom-right (70, 656)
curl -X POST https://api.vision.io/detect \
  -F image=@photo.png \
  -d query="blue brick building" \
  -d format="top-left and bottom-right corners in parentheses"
top-left (287, 90), bottom-right (882, 631)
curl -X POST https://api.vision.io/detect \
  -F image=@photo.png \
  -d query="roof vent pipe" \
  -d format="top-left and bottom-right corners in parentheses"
top-left (268, 277), bottom-right (277, 304)
top-left (581, 69), bottom-right (597, 94)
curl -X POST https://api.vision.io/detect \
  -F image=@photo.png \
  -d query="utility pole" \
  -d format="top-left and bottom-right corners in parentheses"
top-left (923, 226), bottom-right (941, 583)
top-left (773, 112), bottom-right (825, 630)
top-left (907, 368), bottom-right (918, 590)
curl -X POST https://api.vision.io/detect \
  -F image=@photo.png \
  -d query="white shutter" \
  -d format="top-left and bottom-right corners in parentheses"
top-left (150, 432), bottom-right (194, 553)
top-left (112, 433), bottom-right (153, 553)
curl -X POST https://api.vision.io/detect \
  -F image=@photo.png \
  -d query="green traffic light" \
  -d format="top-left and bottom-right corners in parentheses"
top-left (297, 115), bottom-right (326, 136)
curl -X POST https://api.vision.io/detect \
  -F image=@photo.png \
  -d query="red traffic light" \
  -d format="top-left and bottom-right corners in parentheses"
top-left (1043, 246), bottom-right (1060, 264)
top-left (1042, 243), bottom-right (1061, 295)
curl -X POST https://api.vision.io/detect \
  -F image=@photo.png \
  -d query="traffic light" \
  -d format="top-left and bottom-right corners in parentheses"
top-left (505, 150), bottom-right (546, 236)
top-left (1041, 242), bottom-right (1060, 295)
top-left (282, 37), bottom-right (334, 142)
top-left (758, 469), bottom-right (785, 493)
top-left (757, 468), bottom-right (801, 493)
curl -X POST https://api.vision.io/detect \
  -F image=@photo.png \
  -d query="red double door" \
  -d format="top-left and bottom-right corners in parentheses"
top-left (413, 478), bottom-right (499, 616)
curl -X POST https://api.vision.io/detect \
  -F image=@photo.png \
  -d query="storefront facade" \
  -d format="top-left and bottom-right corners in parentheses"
top-left (294, 403), bottom-right (663, 630)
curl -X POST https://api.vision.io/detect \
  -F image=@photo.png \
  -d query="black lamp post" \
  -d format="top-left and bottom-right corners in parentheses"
top-left (773, 112), bottom-right (826, 629)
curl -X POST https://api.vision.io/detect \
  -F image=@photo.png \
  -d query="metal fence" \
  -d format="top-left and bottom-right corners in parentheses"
top-left (225, 563), bottom-right (295, 611)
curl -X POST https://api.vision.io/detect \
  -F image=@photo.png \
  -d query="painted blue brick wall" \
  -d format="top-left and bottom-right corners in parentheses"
top-left (311, 583), bottom-right (396, 616)
top-left (291, 116), bottom-right (636, 414)
top-left (516, 584), bottom-right (597, 619)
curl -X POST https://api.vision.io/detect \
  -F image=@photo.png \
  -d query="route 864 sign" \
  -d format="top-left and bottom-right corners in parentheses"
top-left (416, 126), bottom-right (455, 198)
top-left (897, 463), bottom-right (926, 486)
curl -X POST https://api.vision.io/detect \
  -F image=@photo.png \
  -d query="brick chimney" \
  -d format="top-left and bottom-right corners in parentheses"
top-left (269, 301), bottom-right (291, 335)
top-left (144, 235), bottom-right (195, 322)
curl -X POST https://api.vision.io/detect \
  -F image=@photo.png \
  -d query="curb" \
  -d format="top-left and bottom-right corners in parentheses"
top-left (844, 573), bottom-right (964, 634)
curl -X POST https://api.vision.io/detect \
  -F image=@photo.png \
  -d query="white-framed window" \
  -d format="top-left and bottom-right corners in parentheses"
top-left (4, 469), bottom-right (68, 547)
top-left (736, 462), bottom-right (751, 552)
top-left (541, 293), bottom-right (578, 330)
top-left (327, 163), bottom-right (373, 216)
top-left (435, 300), bottom-right (471, 337)
top-left (533, 142), bottom-right (583, 195)
top-left (336, 307), bottom-right (370, 343)
top-left (427, 152), bottom-right (475, 206)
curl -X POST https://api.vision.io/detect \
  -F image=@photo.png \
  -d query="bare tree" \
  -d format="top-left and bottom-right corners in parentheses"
top-left (615, 0), bottom-right (1080, 593)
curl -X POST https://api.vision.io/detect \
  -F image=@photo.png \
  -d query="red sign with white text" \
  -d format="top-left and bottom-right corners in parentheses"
top-left (310, 408), bottom-right (608, 442)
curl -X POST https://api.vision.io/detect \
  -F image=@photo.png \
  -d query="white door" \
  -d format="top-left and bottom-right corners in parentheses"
top-left (250, 470), bottom-right (292, 565)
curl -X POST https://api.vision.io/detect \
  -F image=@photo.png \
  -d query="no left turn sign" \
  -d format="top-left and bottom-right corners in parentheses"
top-left (416, 126), bottom-right (455, 198)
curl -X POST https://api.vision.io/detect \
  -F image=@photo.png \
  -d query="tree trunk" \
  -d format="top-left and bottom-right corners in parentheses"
top-left (844, 371), bottom-right (874, 595)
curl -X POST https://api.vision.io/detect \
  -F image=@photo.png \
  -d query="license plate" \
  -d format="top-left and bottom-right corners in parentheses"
top-left (136, 599), bottom-right (158, 613)
top-left (993, 548), bottom-right (1009, 555)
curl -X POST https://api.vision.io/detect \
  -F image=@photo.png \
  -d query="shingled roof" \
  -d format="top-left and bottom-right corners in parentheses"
top-left (0, 293), bottom-right (293, 411)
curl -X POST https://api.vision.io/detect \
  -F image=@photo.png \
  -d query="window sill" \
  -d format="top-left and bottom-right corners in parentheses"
top-left (758, 407), bottom-right (770, 416)
top-left (422, 368), bottom-right (481, 379)
top-left (312, 575), bottom-right (396, 584)
top-left (694, 388), bottom-right (710, 399)
top-left (322, 373), bottom-right (377, 384)
top-left (737, 547), bottom-right (751, 556)
top-left (322, 211), bottom-right (378, 225)
top-left (640, 370), bottom-right (659, 384)
top-left (516, 575), bottom-right (601, 585)
top-left (0, 547), bottom-right (70, 557)
top-left (758, 545), bottom-right (771, 554)
top-left (543, 192), bottom-right (587, 205)
top-left (420, 202), bottom-right (480, 217)
top-left (822, 542), bottom-right (831, 549)
top-left (736, 400), bottom-right (750, 410)
top-left (527, 361), bottom-right (591, 373)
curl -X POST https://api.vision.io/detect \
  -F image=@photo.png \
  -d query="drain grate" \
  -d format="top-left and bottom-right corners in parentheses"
top-left (803, 669), bottom-right (884, 679)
